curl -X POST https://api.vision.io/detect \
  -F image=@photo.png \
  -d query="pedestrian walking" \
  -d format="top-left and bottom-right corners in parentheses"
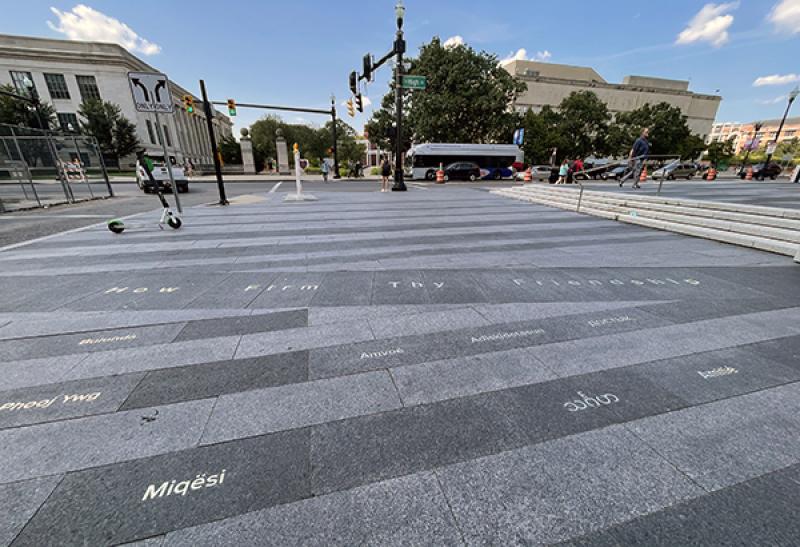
top-left (620, 128), bottom-right (650, 189)
top-left (550, 148), bottom-right (558, 167)
top-left (321, 158), bottom-right (329, 182)
top-left (380, 156), bottom-right (392, 192)
top-left (557, 159), bottom-right (569, 184)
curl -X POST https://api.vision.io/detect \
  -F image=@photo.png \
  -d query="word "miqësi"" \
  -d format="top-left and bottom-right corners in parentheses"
top-left (142, 470), bottom-right (226, 501)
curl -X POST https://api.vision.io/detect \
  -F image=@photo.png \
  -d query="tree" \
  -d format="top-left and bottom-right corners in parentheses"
top-left (704, 137), bottom-right (735, 166)
top-left (613, 102), bottom-right (698, 157)
top-left (218, 135), bottom-right (242, 164)
top-left (520, 106), bottom-right (568, 165)
top-left (0, 84), bottom-right (56, 129)
top-left (556, 91), bottom-right (612, 158)
top-left (367, 37), bottom-right (526, 149)
top-left (78, 99), bottom-right (139, 166)
top-left (319, 119), bottom-right (365, 166)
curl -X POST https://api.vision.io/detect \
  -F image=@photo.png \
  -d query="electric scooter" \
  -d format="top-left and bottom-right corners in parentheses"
top-left (108, 152), bottom-right (182, 234)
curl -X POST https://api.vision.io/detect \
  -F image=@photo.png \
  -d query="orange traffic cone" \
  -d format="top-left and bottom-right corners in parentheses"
top-left (745, 166), bottom-right (753, 181)
top-left (523, 168), bottom-right (532, 183)
top-left (706, 166), bottom-right (717, 181)
top-left (639, 166), bottom-right (648, 183)
top-left (436, 163), bottom-right (445, 183)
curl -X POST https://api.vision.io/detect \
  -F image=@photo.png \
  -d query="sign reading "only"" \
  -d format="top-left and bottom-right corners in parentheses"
top-left (128, 71), bottom-right (174, 113)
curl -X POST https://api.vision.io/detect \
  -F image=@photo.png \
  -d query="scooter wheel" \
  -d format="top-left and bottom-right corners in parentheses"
top-left (167, 217), bottom-right (182, 230)
top-left (107, 220), bottom-right (125, 234)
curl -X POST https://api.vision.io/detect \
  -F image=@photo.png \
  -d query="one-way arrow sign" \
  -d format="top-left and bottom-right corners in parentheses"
top-left (128, 71), bottom-right (174, 113)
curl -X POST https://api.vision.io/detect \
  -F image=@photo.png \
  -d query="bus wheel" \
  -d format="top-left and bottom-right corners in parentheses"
top-left (493, 171), bottom-right (502, 180)
top-left (425, 170), bottom-right (436, 181)
top-left (469, 174), bottom-right (477, 181)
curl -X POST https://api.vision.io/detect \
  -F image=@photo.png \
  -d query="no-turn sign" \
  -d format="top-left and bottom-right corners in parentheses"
top-left (128, 72), bottom-right (174, 113)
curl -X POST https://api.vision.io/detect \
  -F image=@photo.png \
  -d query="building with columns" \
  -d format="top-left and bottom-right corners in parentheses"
top-left (503, 60), bottom-right (721, 138)
top-left (0, 33), bottom-right (232, 168)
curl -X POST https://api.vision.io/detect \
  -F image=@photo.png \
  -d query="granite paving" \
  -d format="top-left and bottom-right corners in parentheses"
top-left (1, 186), bottom-right (798, 545)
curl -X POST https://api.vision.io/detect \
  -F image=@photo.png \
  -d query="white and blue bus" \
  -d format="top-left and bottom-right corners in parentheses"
top-left (405, 143), bottom-right (524, 181)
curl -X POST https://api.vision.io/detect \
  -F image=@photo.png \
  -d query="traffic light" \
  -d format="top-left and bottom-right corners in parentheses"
top-left (362, 54), bottom-right (373, 82)
top-left (346, 99), bottom-right (355, 117)
top-left (182, 95), bottom-right (194, 114)
top-left (349, 71), bottom-right (357, 95)
top-left (227, 99), bottom-right (236, 116)
top-left (354, 93), bottom-right (364, 113)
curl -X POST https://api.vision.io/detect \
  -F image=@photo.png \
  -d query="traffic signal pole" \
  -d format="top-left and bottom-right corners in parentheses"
top-left (200, 79), bottom-right (228, 206)
top-left (330, 99), bottom-right (341, 179)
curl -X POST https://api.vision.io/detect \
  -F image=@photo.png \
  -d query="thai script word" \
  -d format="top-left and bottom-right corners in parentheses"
top-left (563, 391), bottom-right (620, 412)
top-left (142, 469), bottom-right (226, 501)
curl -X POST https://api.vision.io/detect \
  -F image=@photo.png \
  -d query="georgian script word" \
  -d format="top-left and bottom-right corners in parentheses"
top-left (0, 392), bottom-right (101, 412)
top-left (79, 334), bottom-right (137, 346)
top-left (360, 348), bottom-right (405, 360)
top-left (587, 315), bottom-right (634, 328)
top-left (563, 391), bottom-right (620, 412)
top-left (471, 329), bottom-right (545, 344)
top-left (143, 470), bottom-right (226, 501)
top-left (698, 366), bottom-right (738, 379)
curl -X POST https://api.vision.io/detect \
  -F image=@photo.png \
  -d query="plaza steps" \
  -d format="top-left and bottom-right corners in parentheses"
top-left (491, 184), bottom-right (800, 260)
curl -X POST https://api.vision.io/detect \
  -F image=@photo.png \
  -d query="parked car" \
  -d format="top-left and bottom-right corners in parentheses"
top-left (514, 165), bottom-right (554, 182)
top-left (581, 158), bottom-right (611, 179)
top-left (601, 165), bottom-right (629, 181)
top-left (443, 161), bottom-right (481, 181)
top-left (651, 162), bottom-right (698, 180)
top-left (136, 160), bottom-right (189, 193)
top-left (741, 162), bottom-right (782, 181)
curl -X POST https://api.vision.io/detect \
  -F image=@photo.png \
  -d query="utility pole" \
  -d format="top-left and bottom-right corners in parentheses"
top-left (738, 121), bottom-right (763, 176)
top-left (391, 1), bottom-right (407, 191)
top-left (764, 86), bottom-right (799, 168)
top-left (331, 95), bottom-right (341, 179)
top-left (200, 79), bottom-right (228, 205)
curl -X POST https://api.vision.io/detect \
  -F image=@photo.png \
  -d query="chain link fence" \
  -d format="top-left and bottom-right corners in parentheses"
top-left (0, 123), bottom-right (113, 212)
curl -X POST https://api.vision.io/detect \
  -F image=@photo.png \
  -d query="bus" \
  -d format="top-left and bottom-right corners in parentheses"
top-left (405, 143), bottom-right (524, 181)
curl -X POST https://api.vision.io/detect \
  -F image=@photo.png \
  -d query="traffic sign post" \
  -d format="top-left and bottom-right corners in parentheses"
top-left (127, 71), bottom-right (181, 212)
top-left (401, 75), bottom-right (426, 90)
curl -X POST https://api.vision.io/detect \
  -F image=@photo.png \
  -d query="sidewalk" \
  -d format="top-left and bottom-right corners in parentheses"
top-left (109, 173), bottom-right (382, 183)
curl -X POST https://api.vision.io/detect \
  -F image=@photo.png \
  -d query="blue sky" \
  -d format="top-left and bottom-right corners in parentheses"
top-left (3, 1), bottom-right (800, 135)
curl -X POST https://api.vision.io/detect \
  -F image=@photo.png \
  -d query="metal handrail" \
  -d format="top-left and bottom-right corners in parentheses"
top-left (571, 155), bottom-right (682, 212)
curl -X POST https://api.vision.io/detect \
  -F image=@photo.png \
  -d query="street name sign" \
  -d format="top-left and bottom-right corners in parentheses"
top-left (128, 72), bottom-right (174, 113)
top-left (401, 75), bottom-right (427, 90)
top-left (766, 141), bottom-right (777, 155)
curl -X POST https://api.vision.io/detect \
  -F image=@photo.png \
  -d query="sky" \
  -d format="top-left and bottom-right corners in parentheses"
top-left (2, 0), bottom-right (799, 136)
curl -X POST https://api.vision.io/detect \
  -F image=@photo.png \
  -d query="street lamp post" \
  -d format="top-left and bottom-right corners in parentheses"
top-left (391, 0), bottom-right (407, 191)
top-left (330, 94), bottom-right (341, 179)
top-left (738, 121), bottom-right (763, 176)
top-left (764, 86), bottom-right (799, 168)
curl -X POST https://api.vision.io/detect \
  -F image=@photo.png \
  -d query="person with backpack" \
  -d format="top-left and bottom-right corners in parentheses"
top-left (380, 156), bottom-right (392, 192)
top-left (321, 158), bottom-right (329, 182)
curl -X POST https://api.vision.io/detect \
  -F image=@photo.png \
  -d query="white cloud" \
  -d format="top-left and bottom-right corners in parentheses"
top-left (753, 73), bottom-right (800, 86)
top-left (47, 4), bottom-right (161, 56)
top-left (769, 0), bottom-right (800, 33)
top-left (676, 2), bottom-right (738, 47)
top-left (757, 94), bottom-right (788, 104)
top-left (499, 48), bottom-right (552, 67)
top-left (443, 35), bottom-right (464, 48)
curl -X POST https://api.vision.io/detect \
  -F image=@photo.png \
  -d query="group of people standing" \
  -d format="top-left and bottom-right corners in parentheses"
top-left (555, 157), bottom-right (585, 185)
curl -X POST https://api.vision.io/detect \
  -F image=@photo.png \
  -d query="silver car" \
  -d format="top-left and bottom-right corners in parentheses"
top-left (515, 165), bottom-right (554, 182)
top-left (651, 162), bottom-right (698, 180)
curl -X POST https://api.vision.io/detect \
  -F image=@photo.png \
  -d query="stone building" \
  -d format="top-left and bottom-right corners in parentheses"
top-left (502, 60), bottom-right (721, 138)
top-left (708, 118), bottom-right (800, 155)
top-left (0, 33), bottom-right (232, 167)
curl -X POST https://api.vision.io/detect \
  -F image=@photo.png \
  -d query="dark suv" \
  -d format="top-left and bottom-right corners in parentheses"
top-left (444, 162), bottom-right (481, 181)
top-left (741, 162), bottom-right (782, 180)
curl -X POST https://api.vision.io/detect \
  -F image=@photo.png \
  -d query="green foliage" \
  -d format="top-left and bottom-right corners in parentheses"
top-left (218, 135), bottom-right (242, 164)
top-left (78, 99), bottom-right (139, 163)
top-left (612, 102), bottom-right (697, 157)
top-left (704, 137), bottom-right (736, 166)
top-left (0, 84), bottom-right (56, 129)
top-left (366, 37), bottom-right (526, 150)
top-left (249, 115), bottom-right (364, 170)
